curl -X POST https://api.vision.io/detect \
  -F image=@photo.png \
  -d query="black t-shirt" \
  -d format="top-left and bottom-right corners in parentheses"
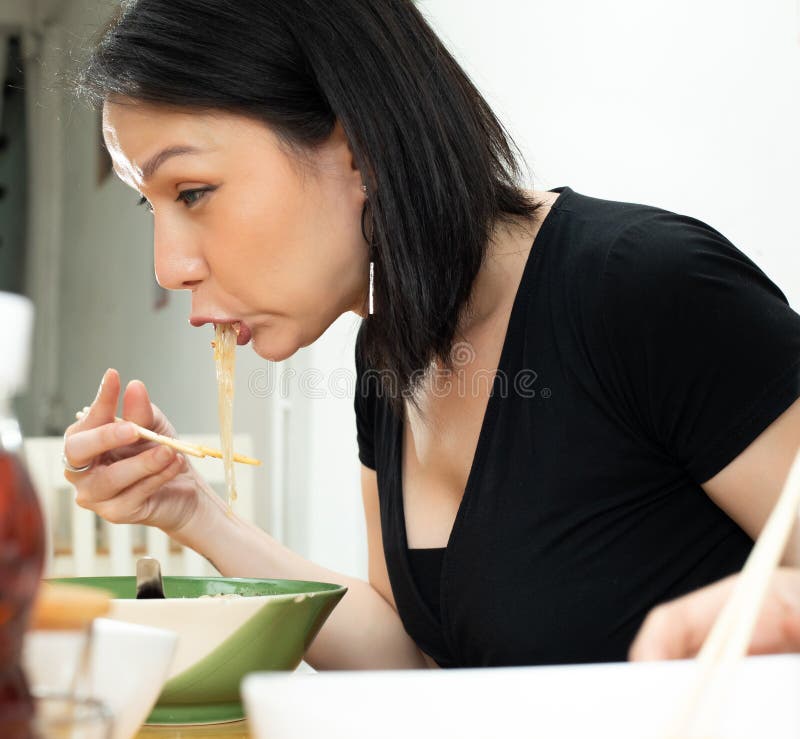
top-left (354, 185), bottom-right (800, 667)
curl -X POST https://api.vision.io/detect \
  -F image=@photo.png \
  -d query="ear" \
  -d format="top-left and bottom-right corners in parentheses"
top-left (327, 119), bottom-right (367, 190)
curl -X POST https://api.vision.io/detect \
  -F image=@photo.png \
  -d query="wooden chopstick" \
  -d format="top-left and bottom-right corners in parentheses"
top-left (75, 409), bottom-right (262, 466)
top-left (667, 444), bottom-right (800, 737)
top-left (193, 444), bottom-right (262, 466)
top-left (77, 408), bottom-right (206, 458)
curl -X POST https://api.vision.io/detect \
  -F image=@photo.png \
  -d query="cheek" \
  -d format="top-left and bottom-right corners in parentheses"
top-left (207, 175), bottom-right (309, 301)
top-left (212, 181), bottom-right (360, 306)
top-left (199, 142), bottom-right (363, 320)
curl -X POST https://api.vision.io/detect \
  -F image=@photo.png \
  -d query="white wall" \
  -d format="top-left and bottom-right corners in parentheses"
top-left (418, 0), bottom-right (800, 303)
top-left (288, 314), bottom-right (364, 577)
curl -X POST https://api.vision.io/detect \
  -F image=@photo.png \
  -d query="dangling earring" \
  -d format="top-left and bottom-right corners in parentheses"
top-left (360, 185), bottom-right (375, 316)
top-left (369, 261), bottom-right (375, 315)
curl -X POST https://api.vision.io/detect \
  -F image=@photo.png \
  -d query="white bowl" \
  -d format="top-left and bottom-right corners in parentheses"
top-left (108, 594), bottom-right (276, 678)
top-left (242, 654), bottom-right (800, 739)
top-left (23, 618), bottom-right (177, 739)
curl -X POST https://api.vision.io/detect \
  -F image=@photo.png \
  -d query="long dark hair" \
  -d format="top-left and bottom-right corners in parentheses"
top-left (78, 0), bottom-right (543, 403)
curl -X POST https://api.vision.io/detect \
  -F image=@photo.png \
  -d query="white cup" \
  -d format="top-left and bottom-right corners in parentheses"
top-left (24, 618), bottom-right (177, 739)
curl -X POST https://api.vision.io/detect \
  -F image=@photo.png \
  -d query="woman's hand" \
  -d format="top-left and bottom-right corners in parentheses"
top-left (62, 368), bottom-right (210, 535)
top-left (629, 568), bottom-right (800, 660)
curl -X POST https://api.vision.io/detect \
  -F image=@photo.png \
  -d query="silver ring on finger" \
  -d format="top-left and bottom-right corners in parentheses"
top-left (62, 453), bottom-right (94, 474)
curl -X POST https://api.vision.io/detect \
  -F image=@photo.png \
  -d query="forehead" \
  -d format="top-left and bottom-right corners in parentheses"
top-left (101, 100), bottom-right (269, 186)
top-left (102, 101), bottom-right (217, 151)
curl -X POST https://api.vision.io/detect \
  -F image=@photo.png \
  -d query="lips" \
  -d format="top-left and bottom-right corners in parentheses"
top-left (189, 317), bottom-right (253, 346)
top-left (232, 322), bottom-right (252, 345)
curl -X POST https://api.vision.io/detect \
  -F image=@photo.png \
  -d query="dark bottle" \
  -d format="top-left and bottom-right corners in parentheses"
top-left (0, 293), bottom-right (45, 738)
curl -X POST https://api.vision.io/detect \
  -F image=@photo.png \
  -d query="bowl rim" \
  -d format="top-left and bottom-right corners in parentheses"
top-left (48, 575), bottom-right (348, 601)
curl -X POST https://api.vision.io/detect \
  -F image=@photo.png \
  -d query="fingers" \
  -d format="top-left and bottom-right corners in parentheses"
top-left (122, 381), bottom-right (176, 438)
top-left (63, 369), bottom-right (122, 469)
top-left (77, 368), bottom-right (121, 430)
top-left (748, 569), bottom-right (800, 654)
top-left (91, 454), bottom-right (187, 524)
top-left (629, 576), bottom-right (736, 661)
top-left (122, 379), bottom-right (155, 430)
top-left (782, 612), bottom-right (800, 650)
top-left (64, 419), bottom-right (139, 474)
top-left (74, 445), bottom-right (183, 504)
top-left (774, 567), bottom-right (800, 610)
top-left (63, 370), bottom-right (191, 529)
top-left (628, 602), bottom-right (693, 661)
top-left (629, 570), bottom-right (800, 661)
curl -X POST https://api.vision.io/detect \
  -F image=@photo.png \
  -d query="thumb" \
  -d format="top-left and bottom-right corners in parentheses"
top-left (121, 379), bottom-right (156, 430)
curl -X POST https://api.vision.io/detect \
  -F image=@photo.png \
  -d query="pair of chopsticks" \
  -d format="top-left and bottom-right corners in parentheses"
top-left (75, 408), bottom-right (262, 466)
top-left (667, 445), bottom-right (800, 737)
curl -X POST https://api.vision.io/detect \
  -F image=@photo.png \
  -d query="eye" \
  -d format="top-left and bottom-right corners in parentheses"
top-left (176, 187), bottom-right (217, 208)
top-left (137, 195), bottom-right (153, 213)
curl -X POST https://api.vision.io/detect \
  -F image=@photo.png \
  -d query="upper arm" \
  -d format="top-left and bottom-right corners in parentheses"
top-left (600, 212), bottom-right (800, 483)
top-left (355, 330), bottom-right (394, 604)
top-left (361, 464), bottom-right (397, 610)
top-left (599, 213), bottom-right (800, 565)
top-left (361, 465), bottom-right (438, 669)
top-left (701, 395), bottom-right (800, 566)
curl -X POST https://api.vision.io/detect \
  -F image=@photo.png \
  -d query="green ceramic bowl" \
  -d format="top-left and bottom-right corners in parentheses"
top-left (51, 576), bottom-right (347, 725)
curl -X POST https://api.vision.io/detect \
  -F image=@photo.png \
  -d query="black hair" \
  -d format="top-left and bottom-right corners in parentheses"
top-left (78, 0), bottom-right (543, 405)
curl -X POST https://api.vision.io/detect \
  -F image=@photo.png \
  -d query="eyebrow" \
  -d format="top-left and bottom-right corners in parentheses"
top-left (140, 145), bottom-right (203, 181)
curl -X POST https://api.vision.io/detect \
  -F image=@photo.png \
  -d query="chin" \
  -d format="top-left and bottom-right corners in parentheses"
top-left (250, 327), bottom-right (301, 362)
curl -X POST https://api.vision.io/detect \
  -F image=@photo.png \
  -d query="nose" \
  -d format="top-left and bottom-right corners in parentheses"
top-left (153, 220), bottom-right (208, 290)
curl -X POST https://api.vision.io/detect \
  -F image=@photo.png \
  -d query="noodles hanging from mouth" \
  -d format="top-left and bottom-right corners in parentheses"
top-left (213, 323), bottom-right (238, 510)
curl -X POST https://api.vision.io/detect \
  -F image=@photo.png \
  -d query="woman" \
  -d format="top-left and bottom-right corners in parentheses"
top-left (63, 0), bottom-right (800, 668)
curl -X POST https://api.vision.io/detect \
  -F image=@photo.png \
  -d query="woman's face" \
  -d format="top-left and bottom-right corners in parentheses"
top-left (102, 100), bottom-right (369, 361)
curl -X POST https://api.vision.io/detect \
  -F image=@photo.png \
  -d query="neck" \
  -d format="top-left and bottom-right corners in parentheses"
top-left (458, 202), bottom-right (545, 336)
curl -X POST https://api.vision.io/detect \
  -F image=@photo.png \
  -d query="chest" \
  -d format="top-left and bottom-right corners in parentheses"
top-left (401, 330), bottom-right (507, 548)
top-left (382, 345), bottom-right (742, 666)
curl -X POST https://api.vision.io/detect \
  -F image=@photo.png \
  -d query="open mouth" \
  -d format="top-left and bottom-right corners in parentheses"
top-left (190, 317), bottom-right (253, 346)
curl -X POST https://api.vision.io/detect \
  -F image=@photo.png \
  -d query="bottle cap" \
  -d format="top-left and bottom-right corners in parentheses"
top-left (0, 291), bottom-right (34, 397)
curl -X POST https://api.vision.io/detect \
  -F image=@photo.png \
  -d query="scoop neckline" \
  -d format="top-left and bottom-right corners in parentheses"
top-left (394, 185), bottom-right (573, 620)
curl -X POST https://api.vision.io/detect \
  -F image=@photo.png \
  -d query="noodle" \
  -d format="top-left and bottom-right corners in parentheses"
top-left (213, 323), bottom-right (238, 510)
